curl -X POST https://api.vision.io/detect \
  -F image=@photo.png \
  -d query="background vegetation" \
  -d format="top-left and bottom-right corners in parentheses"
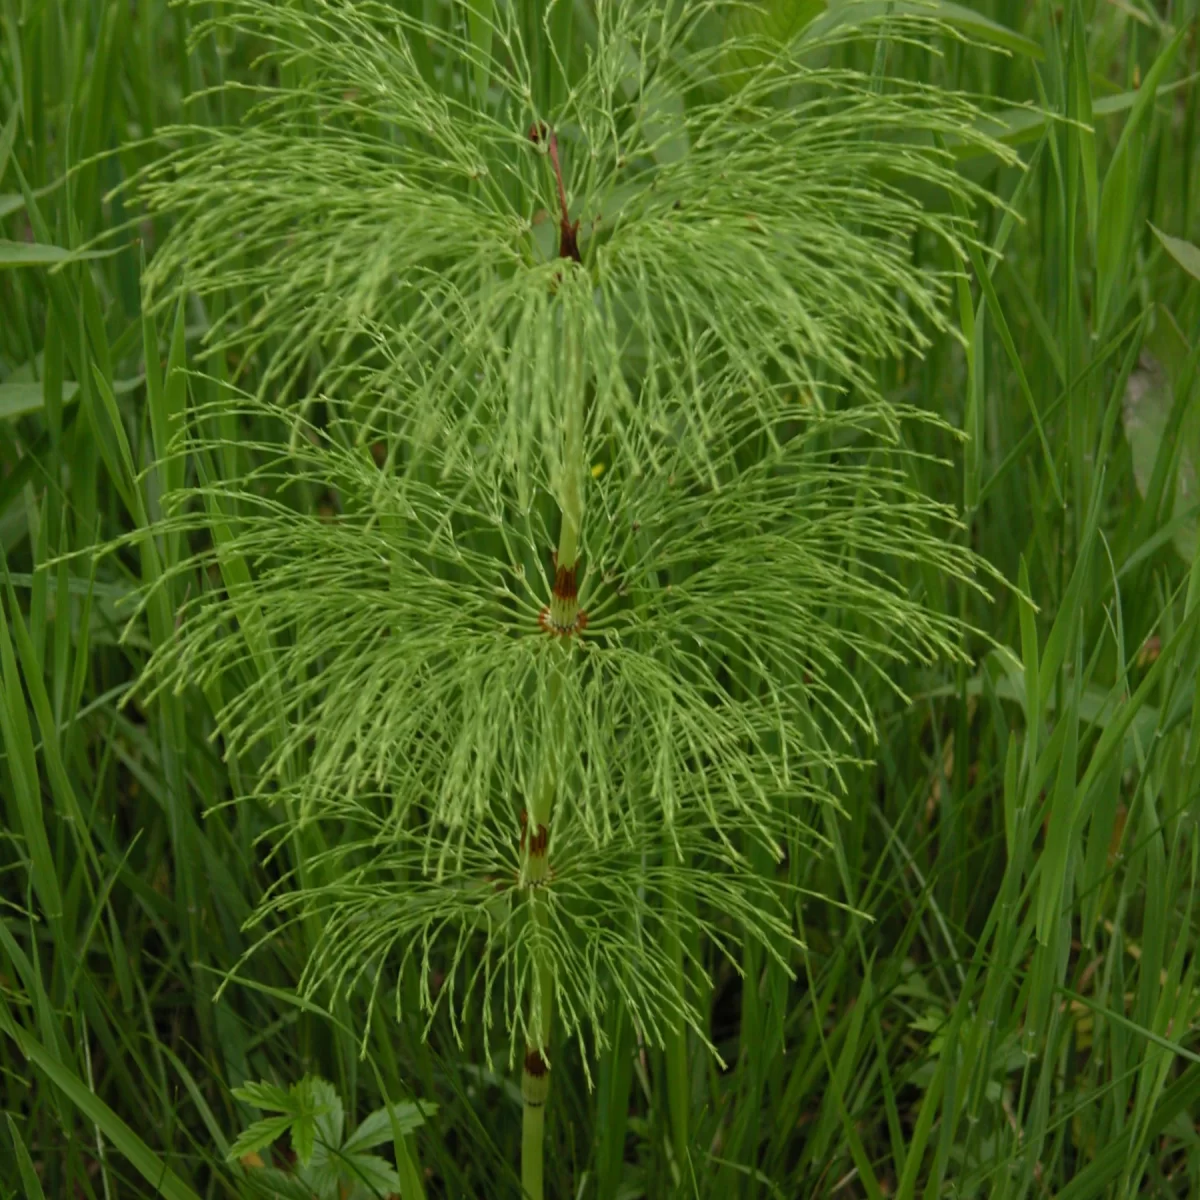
top-left (1, 0), bottom-right (1199, 1197)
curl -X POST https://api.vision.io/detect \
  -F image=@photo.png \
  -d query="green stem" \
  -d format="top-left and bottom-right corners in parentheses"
top-left (664, 835), bottom-right (690, 1182)
top-left (556, 299), bottom-right (584, 573)
top-left (520, 287), bottom-right (586, 1198)
top-left (521, 1092), bottom-right (546, 1199)
top-left (521, 897), bottom-right (555, 1199)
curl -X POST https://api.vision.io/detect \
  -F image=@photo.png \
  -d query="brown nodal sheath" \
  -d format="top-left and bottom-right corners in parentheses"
top-left (522, 1046), bottom-right (551, 1108)
top-left (527, 823), bottom-right (549, 858)
top-left (538, 558), bottom-right (588, 637)
top-left (552, 564), bottom-right (577, 601)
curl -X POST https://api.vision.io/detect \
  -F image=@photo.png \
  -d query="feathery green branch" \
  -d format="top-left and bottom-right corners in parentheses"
top-left (112, 1), bottom-right (1016, 1190)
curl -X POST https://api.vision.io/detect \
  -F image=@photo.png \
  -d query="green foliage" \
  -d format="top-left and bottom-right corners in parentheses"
top-left (117, 0), bottom-right (1015, 1098)
top-left (229, 1075), bottom-right (432, 1200)
top-left (1121, 316), bottom-right (1199, 564)
top-left (229, 1077), bottom-right (339, 1165)
top-left (132, 0), bottom-right (1012, 490)
top-left (1, 0), bottom-right (1199, 1197)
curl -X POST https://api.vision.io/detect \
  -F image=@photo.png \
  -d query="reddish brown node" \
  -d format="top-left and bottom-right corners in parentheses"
top-left (558, 217), bottom-right (582, 264)
top-left (538, 606), bottom-right (588, 637)
top-left (527, 120), bottom-right (582, 264)
top-left (538, 559), bottom-right (588, 636)
top-left (524, 1048), bottom-right (549, 1078)
top-left (553, 563), bottom-right (578, 601)
top-left (527, 822), bottom-right (549, 859)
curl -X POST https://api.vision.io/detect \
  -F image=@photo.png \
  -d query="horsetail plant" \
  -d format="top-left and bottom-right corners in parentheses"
top-left (116, 1), bottom-right (1016, 1193)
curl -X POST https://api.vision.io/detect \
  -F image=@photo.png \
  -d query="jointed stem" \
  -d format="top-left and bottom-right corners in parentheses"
top-left (520, 889), bottom-right (556, 1198)
top-left (520, 1086), bottom-right (547, 1199)
top-left (519, 652), bottom-right (568, 1199)
top-left (555, 288), bottom-right (585, 572)
top-left (664, 836), bottom-right (690, 1179)
top-left (520, 235), bottom-right (587, 1198)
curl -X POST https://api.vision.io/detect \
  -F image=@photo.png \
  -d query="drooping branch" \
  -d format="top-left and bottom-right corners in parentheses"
top-left (126, 8), bottom-right (1019, 1197)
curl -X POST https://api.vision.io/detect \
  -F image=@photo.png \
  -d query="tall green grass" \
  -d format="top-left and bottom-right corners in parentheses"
top-left (1, 1), bottom-right (1198, 1197)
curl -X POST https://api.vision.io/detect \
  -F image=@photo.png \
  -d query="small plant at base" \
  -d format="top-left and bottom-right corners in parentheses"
top-left (116, 2), bottom-right (1015, 1193)
top-left (227, 1075), bottom-right (434, 1200)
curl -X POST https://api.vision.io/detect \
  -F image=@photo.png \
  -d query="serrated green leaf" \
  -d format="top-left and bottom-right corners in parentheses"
top-left (302, 1144), bottom-right (402, 1200)
top-left (236, 1166), bottom-right (316, 1200)
top-left (227, 1115), bottom-right (296, 1162)
top-left (342, 1152), bottom-right (402, 1197)
top-left (295, 1153), bottom-right (342, 1200)
top-left (344, 1102), bottom-right (436, 1152)
top-left (286, 1076), bottom-right (340, 1167)
top-left (233, 1080), bottom-right (297, 1113)
top-left (309, 1077), bottom-right (344, 1149)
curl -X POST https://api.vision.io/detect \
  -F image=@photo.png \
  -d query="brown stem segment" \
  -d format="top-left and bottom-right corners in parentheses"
top-left (539, 561), bottom-right (588, 636)
top-left (552, 561), bottom-right (578, 601)
top-left (523, 1047), bottom-right (550, 1103)
top-left (519, 809), bottom-right (550, 862)
top-left (529, 122), bottom-right (581, 263)
top-left (520, 127), bottom-right (585, 1198)
top-left (521, 1041), bottom-right (550, 1196)
top-left (520, 821), bottom-right (553, 1198)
